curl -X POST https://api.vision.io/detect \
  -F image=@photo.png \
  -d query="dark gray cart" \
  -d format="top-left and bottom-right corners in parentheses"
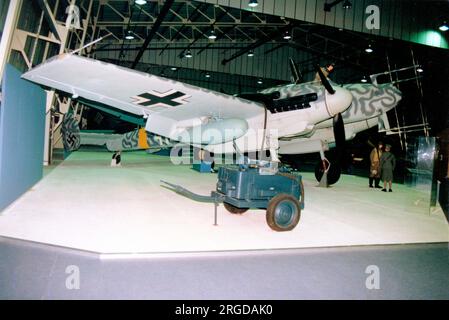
top-left (161, 165), bottom-right (304, 232)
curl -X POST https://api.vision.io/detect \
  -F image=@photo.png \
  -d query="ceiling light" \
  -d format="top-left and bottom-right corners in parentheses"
top-left (361, 76), bottom-right (368, 83)
top-left (342, 0), bottom-right (352, 9)
top-left (248, 0), bottom-right (258, 8)
top-left (205, 73), bottom-right (211, 78)
top-left (125, 30), bottom-right (134, 40)
top-left (185, 50), bottom-right (192, 58)
top-left (365, 44), bottom-right (373, 53)
top-left (417, 67), bottom-right (424, 73)
top-left (257, 78), bottom-right (263, 84)
top-left (283, 31), bottom-right (292, 40)
top-left (439, 21), bottom-right (449, 32)
top-left (171, 67), bottom-right (177, 71)
top-left (208, 30), bottom-right (217, 40)
top-left (325, 0), bottom-right (352, 12)
top-left (247, 50), bottom-right (254, 57)
top-left (135, 0), bottom-right (147, 5)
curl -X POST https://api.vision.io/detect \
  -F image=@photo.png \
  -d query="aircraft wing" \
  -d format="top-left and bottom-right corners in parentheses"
top-left (22, 54), bottom-right (265, 144)
top-left (279, 138), bottom-right (329, 155)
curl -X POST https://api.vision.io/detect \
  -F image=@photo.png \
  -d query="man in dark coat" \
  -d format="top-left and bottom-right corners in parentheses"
top-left (380, 144), bottom-right (396, 192)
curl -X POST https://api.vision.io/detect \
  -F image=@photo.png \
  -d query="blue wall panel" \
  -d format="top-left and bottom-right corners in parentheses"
top-left (0, 64), bottom-right (46, 211)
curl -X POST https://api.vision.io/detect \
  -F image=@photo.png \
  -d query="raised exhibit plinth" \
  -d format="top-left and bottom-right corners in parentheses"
top-left (0, 151), bottom-right (447, 255)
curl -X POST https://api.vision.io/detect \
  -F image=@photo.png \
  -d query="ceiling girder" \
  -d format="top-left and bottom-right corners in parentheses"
top-left (36, 0), bottom-right (61, 40)
top-left (221, 23), bottom-right (291, 65)
top-left (131, 0), bottom-right (175, 69)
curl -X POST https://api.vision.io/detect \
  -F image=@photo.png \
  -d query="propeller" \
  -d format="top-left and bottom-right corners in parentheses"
top-left (333, 112), bottom-right (346, 157)
top-left (315, 65), bottom-right (347, 185)
top-left (315, 64), bottom-right (345, 154)
top-left (314, 112), bottom-right (346, 186)
top-left (315, 64), bottom-right (336, 94)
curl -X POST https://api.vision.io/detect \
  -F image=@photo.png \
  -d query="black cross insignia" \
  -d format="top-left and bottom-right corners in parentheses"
top-left (133, 91), bottom-right (188, 107)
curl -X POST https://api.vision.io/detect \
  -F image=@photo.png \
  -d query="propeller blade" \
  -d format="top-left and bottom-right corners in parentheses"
top-left (333, 112), bottom-right (346, 159)
top-left (330, 112), bottom-right (346, 183)
top-left (315, 64), bottom-right (336, 94)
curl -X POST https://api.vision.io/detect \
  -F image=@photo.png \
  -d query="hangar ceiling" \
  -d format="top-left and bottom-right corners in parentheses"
top-left (4, 0), bottom-right (449, 94)
top-left (80, 1), bottom-right (449, 91)
top-left (196, 0), bottom-right (449, 49)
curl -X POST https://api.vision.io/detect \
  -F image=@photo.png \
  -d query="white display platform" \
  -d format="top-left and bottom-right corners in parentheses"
top-left (0, 151), bottom-right (447, 255)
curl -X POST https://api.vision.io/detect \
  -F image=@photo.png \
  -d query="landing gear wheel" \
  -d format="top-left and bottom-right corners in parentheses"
top-left (224, 202), bottom-right (248, 214)
top-left (314, 160), bottom-right (341, 185)
top-left (266, 194), bottom-right (301, 232)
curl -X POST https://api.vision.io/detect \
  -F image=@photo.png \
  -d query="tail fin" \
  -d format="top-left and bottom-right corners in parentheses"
top-left (61, 112), bottom-right (81, 151)
top-left (289, 58), bottom-right (302, 84)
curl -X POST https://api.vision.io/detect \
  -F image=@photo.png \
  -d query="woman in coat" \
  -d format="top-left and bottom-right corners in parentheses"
top-left (380, 144), bottom-right (396, 192)
top-left (369, 141), bottom-right (383, 188)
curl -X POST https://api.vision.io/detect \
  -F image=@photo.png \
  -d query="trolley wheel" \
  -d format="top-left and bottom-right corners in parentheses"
top-left (266, 194), bottom-right (301, 232)
top-left (224, 202), bottom-right (248, 214)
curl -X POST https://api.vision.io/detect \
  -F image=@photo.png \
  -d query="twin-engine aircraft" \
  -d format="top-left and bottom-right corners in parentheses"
top-left (22, 53), bottom-right (402, 184)
top-left (275, 61), bottom-right (402, 183)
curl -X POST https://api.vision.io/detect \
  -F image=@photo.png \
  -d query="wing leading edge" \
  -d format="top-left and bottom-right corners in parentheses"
top-left (22, 54), bottom-right (266, 144)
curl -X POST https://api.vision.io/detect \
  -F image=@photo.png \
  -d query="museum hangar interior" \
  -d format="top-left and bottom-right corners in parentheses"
top-left (0, 0), bottom-right (448, 299)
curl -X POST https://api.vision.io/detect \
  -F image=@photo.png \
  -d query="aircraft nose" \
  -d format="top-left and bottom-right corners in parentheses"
top-left (325, 86), bottom-right (353, 116)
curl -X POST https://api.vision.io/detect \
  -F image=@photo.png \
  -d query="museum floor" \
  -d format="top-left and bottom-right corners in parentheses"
top-left (0, 150), bottom-right (447, 255)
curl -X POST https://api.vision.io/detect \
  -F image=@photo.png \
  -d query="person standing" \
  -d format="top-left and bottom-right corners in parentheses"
top-left (369, 141), bottom-right (383, 188)
top-left (380, 144), bottom-right (396, 192)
